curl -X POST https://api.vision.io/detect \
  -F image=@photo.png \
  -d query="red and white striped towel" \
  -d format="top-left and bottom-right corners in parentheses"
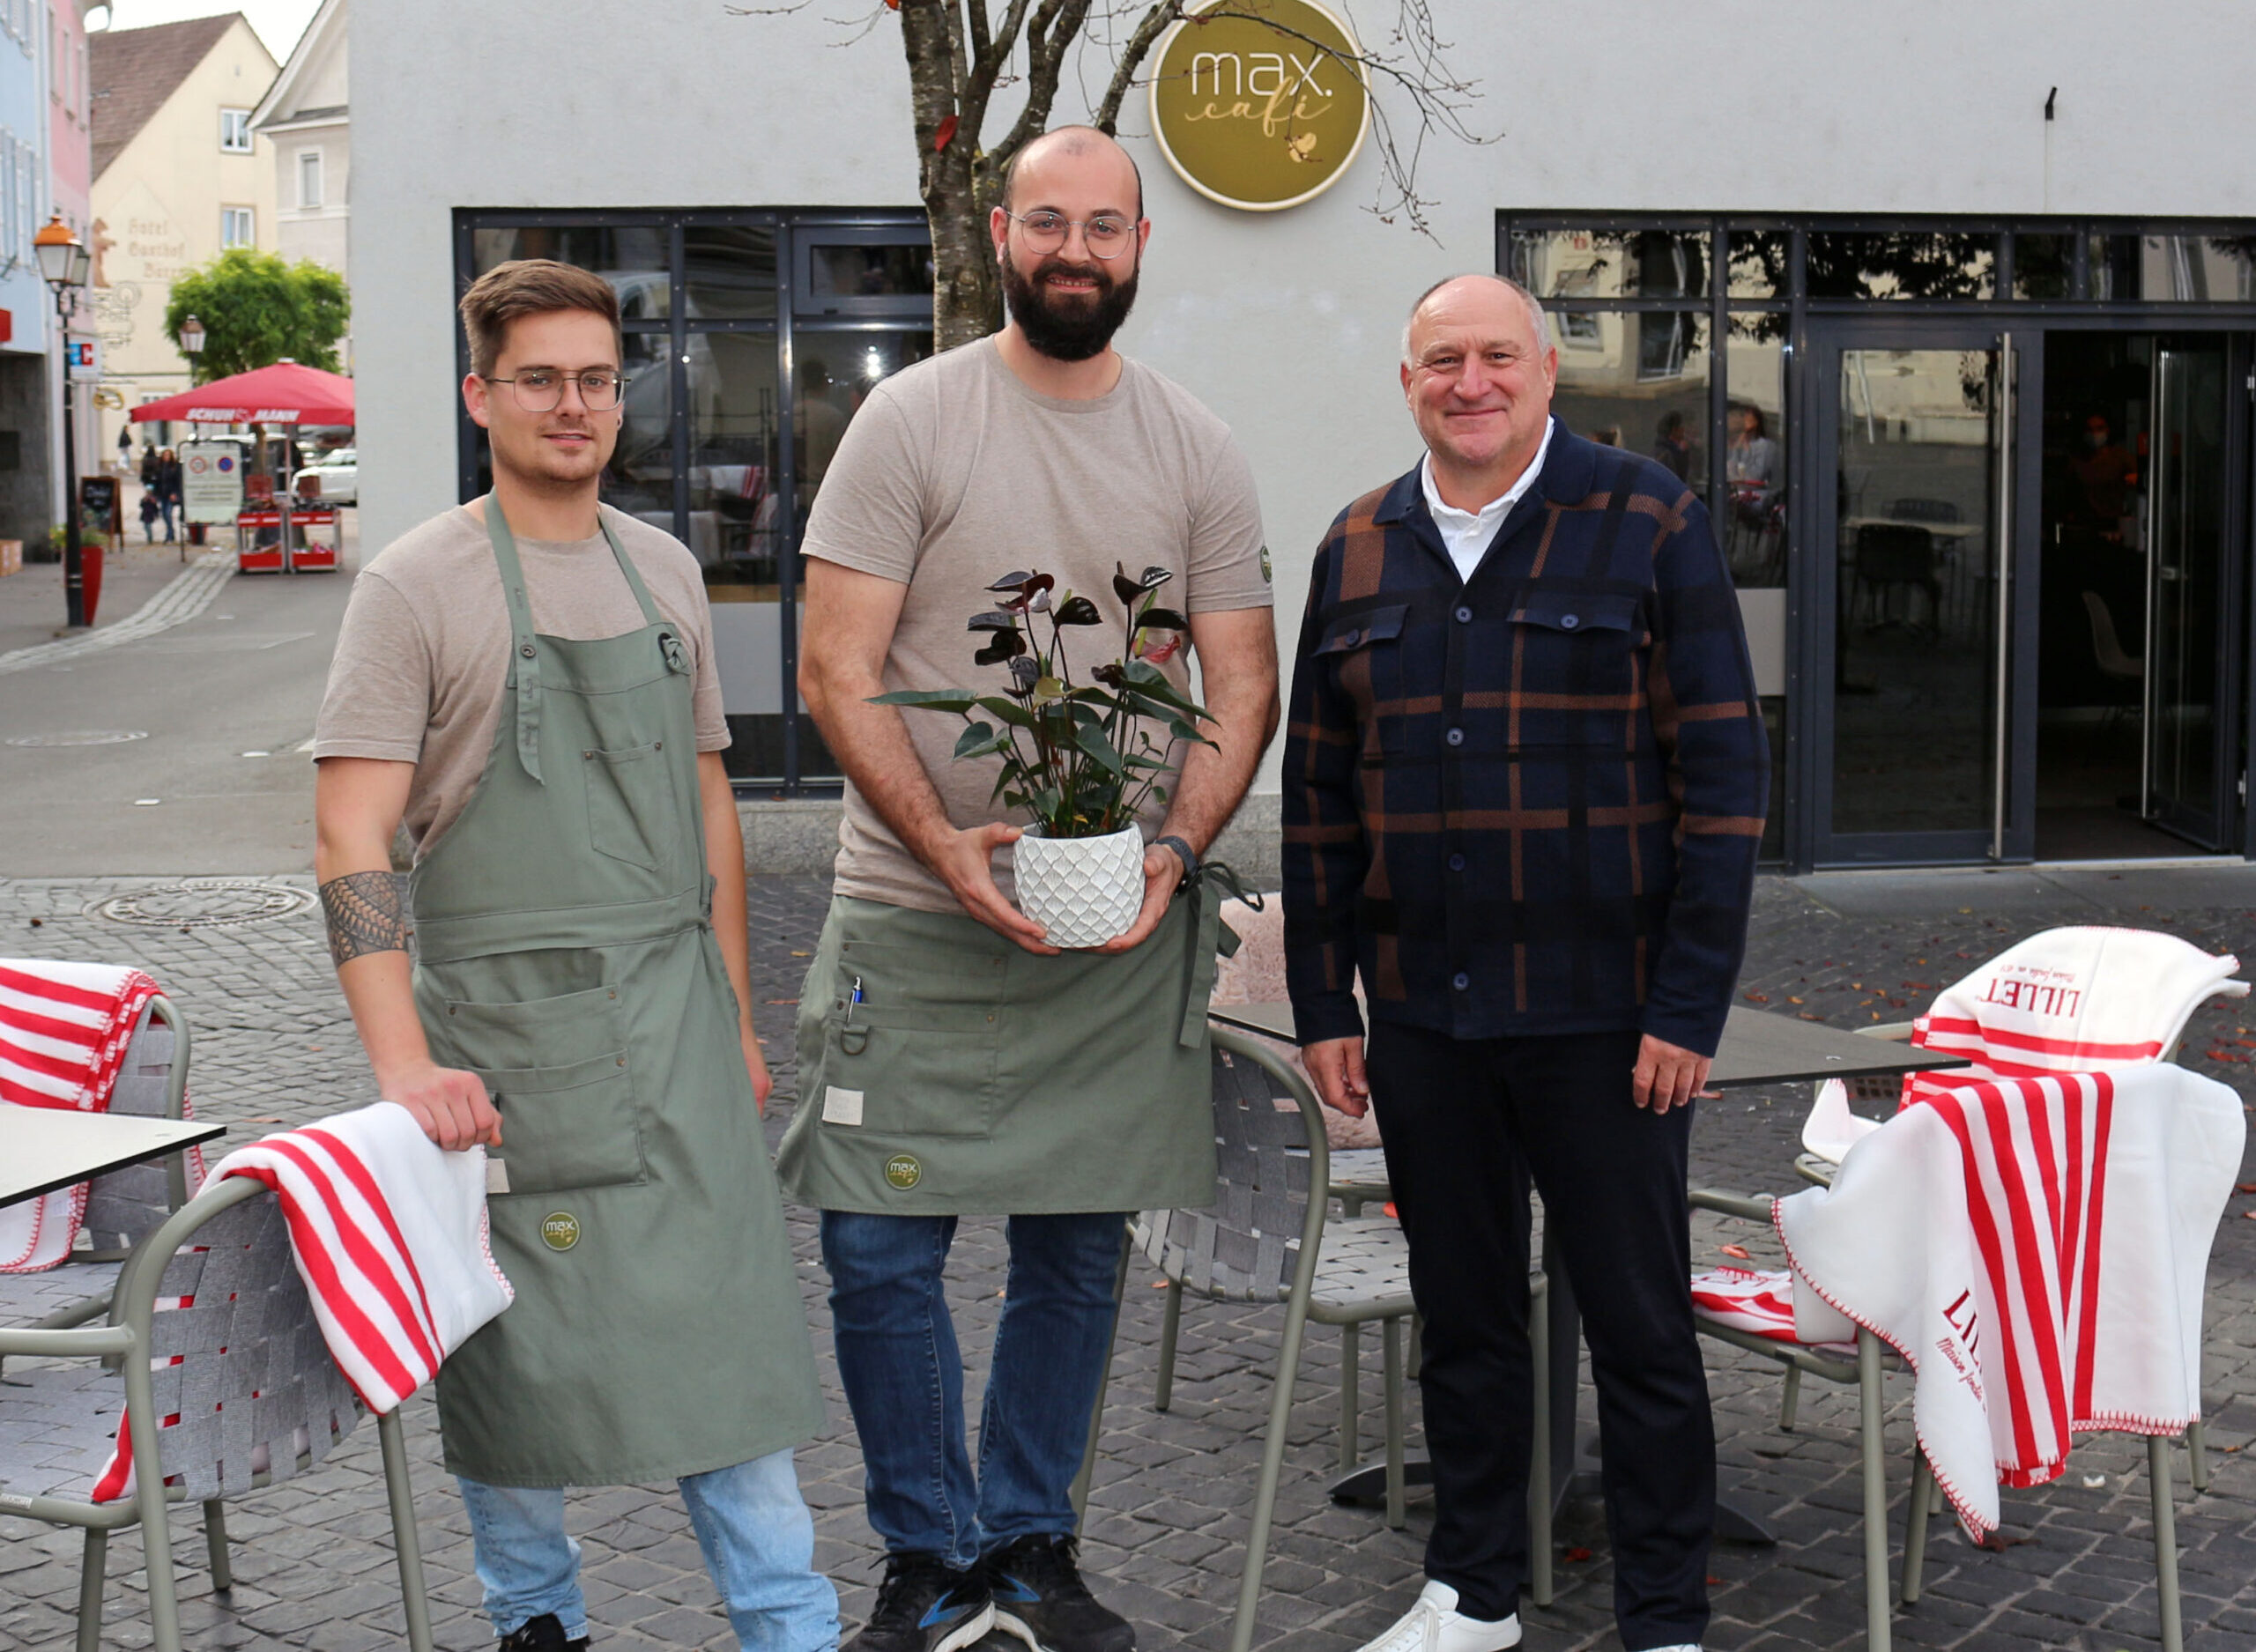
top-left (1905, 926), bottom-right (2245, 1100)
top-left (1777, 1064), bottom-right (2243, 1536)
top-left (90, 1103), bottom-right (514, 1502)
top-left (0, 959), bottom-right (198, 1272)
top-left (212, 1102), bottom-right (514, 1411)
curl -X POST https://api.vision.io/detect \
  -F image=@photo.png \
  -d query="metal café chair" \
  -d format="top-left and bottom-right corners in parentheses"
top-left (0, 1176), bottom-right (435, 1652)
top-left (1, 993), bottom-right (193, 1345)
top-left (1134, 1028), bottom-right (1552, 1652)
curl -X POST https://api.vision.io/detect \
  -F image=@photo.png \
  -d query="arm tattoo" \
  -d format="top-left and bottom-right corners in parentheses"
top-left (321, 870), bottom-right (412, 967)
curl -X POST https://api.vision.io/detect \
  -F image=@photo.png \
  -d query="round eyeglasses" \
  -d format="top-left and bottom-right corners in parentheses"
top-left (484, 369), bottom-right (629, 412)
top-left (1004, 210), bottom-right (1137, 260)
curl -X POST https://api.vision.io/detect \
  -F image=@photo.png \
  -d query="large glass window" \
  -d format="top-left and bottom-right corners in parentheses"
top-left (456, 210), bottom-right (932, 790)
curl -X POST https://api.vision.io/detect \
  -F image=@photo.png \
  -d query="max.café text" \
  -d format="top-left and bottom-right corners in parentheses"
top-left (1980, 974), bottom-right (2082, 1018)
top-left (185, 406), bottom-right (304, 422)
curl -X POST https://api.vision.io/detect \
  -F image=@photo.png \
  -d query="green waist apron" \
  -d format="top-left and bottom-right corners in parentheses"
top-left (776, 871), bottom-right (1244, 1216)
top-left (413, 499), bottom-right (821, 1486)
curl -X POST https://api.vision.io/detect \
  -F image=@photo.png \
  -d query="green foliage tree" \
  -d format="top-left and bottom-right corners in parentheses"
top-left (162, 249), bottom-right (350, 382)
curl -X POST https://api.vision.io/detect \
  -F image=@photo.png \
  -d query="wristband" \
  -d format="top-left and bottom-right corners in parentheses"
top-left (1153, 834), bottom-right (1198, 889)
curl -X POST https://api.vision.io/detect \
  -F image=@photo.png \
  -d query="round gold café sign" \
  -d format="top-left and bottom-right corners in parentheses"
top-left (1147, 0), bottom-right (1371, 213)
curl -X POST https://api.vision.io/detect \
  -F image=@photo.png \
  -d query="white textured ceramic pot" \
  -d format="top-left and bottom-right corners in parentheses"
top-left (1013, 823), bottom-right (1146, 948)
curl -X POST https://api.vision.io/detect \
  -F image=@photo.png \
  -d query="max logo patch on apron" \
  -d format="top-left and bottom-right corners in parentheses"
top-left (540, 1211), bottom-right (582, 1251)
top-left (883, 1154), bottom-right (922, 1191)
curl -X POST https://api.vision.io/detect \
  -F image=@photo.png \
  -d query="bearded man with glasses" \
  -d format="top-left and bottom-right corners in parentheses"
top-left (313, 260), bottom-right (838, 1652)
top-left (786, 126), bottom-right (1279, 1652)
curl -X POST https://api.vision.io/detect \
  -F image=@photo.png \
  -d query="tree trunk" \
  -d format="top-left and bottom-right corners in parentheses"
top-left (900, 0), bottom-right (1001, 349)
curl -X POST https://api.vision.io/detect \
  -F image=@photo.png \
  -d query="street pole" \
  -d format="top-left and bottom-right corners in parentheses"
top-left (56, 283), bottom-right (80, 628)
top-left (36, 213), bottom-right (92, 631)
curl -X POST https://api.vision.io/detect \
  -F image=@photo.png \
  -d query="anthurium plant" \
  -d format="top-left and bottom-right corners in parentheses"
top-left (872, 564), bottom-right (1213, 840)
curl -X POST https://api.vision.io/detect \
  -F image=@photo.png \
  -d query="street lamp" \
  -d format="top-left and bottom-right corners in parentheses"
top-left (179, 313), bottom-right (205, 365)
top-left (34, 213), bottom-right (91, 628)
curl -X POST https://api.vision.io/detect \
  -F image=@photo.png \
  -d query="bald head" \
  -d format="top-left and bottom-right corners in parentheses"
top-left (1402, 273), bottom-right (1550, 367)
top-left (1002, 125), bottom-right (1145, 221)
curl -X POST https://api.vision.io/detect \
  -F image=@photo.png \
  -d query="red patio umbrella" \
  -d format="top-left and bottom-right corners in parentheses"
top-left (130, 359), bottom-right (354, 426)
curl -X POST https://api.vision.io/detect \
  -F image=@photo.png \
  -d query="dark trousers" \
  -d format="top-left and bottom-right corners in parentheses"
top-left (1367, 1020), bottom-right (1713, 1651)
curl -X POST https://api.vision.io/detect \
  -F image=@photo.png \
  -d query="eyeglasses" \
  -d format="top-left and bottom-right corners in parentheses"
top-left (485, 369), bottom-right (628, 412)
top-left (1004, 210), bottom-right (1137, 260)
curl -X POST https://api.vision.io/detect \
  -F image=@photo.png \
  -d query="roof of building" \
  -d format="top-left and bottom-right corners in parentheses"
top-left (91, 13), bottom-right (249, 181)
top-left (252, 0), bottom-right (344, 132)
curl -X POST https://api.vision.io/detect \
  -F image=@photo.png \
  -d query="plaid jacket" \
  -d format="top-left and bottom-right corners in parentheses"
top-left (1281, 419), bottom-right (1769, 1057)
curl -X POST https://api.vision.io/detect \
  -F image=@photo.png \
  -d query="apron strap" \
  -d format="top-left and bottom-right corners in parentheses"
top-left (597, 511), bottom-right (666, 629)
top-left (482, 497), bottom-right (545, 785)
top-left (1178, 862), bottom-right (1263, 1048)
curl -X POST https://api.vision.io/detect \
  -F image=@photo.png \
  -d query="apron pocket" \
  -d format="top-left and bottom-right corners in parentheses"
top-left (441, 983), bottom-right (625, 1070)
top-left (584, 742), bottom-right (665, 871)
top-left (484, 1053), bottom-right (646, 1193)
top-left (821, 1005), bottom-right (998, 1137)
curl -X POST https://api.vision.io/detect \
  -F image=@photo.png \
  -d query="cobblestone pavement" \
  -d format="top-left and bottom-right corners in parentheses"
top-left (3, 867), bottom-right (2254, 1652)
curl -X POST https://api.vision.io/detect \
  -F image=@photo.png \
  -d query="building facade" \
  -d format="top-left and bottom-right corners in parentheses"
top-left (354, 0), bottom-right (2256, 871)
top-left (89, 11), bottom-right (277, 456)
top-left (250, 0), bottom-right (345, 295)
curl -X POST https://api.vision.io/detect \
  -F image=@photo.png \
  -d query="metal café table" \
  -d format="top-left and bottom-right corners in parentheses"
top-left (1, 1108), bottom-right (226, 1211)
top-left (1204, 1001), bottom-right (1971, 1530)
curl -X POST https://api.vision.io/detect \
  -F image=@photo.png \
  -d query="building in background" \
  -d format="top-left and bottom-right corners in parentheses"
top-left (49, 0), bottom-right (94, 521)
top-left (250, 0), bottom-right (344, 309)
top-left (89, 11), bottom-right (276, 454)
top-left (357, 3), bottom-right (2256, 873)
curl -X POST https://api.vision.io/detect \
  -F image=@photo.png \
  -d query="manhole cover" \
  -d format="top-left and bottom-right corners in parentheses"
top-left (7, 730), bottom-right (150, 747)
top-left (91, 880), bottom-right (318, 930)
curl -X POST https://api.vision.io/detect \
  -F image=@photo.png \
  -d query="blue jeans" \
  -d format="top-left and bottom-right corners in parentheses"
top-left (820, 1210), bottom-right (1126, 1567)
top-left (457, 1448), bottom-right (839, 1649)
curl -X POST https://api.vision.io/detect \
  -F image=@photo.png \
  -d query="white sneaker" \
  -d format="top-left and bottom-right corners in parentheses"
top-left (1354, 1580), bottom-right (1521, 1652)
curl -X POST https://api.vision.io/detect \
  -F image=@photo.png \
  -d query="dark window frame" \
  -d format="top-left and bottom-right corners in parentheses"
top-left (453, 206), bottom-right (932, 796)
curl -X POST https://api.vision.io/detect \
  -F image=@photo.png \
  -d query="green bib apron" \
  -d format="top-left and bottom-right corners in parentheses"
top-left (413, 500), bottom-right (822, 1487)
top-left (776, 868), bottom-right (1246, 1216)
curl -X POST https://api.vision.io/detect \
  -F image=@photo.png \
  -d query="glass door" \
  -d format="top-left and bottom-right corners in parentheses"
top-left (1809, 320), bottom-right (2034, 863)
top-left (2141, 337), bottom-right (2242, 848)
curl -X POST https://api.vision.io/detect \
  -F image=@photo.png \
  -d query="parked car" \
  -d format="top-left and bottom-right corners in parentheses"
top-left (293, 448), bottom-right (357, 504)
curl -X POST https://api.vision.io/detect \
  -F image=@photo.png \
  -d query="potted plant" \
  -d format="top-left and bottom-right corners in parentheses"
top-left (873, 564), bottom-right (1212, 947)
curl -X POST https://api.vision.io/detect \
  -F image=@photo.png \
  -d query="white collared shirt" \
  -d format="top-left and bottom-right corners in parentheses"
top-left (1419, 417), bottom-right (1556, 583)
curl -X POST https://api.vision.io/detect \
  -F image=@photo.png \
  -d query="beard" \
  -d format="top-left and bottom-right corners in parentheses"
top-left (1000, 249), bottom-right (1139, 363)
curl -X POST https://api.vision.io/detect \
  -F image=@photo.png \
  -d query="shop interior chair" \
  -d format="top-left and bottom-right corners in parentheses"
top-left (0, 1176), bottom-right (435, 1652)
top-left (1132, 1027), bottom-right (1552, 1652)
top-left (1853, 522), bottom-right (1942, 634)
top-left (1, 992), bottom-right (193, 1348)
top-left (2082, 589), bottom-right (2145, 683)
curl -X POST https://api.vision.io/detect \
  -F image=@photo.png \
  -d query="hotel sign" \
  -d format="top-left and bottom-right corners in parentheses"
top-left (1148, 0), bottom-right (1369, 213)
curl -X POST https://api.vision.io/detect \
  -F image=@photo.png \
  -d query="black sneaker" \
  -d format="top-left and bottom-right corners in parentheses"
top-left (983, 1534), bottom-right (1133, 1652)
top-left (844, 1551), bottom-right (996, 1652)
top-left (500, 1614), bottom-right (589, 1652)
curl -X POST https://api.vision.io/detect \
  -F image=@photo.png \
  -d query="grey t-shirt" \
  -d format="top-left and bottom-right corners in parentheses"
top-left (315, 502), bottom-right (729, 859)
top-left (802, 337), bottom-right (1273, 915)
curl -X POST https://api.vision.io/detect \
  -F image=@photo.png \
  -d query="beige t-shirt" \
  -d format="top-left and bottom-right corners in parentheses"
top-left (803, 337), bottom-right (1273, 914)
top-left (315, 503), bottom-right (729, 859)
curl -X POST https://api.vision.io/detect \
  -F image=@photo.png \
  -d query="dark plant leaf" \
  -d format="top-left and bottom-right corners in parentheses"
top-left (1134, 606), bottom-right (1188, 633)
top-left (1053, 595), bottom-right (1103, 626)
top-left (953, 721), bottom-right (1008, 761)
top-left (1139, 565), bottom-right (1172, 591)
top-left (1112, 563), bottom-right (1142, 604)
top-left (974, 631), bottom-right (1027, 665)
top-left (968, 609), bottom-right (1019, 632)
top-left (1008, 656), bottom-right (1040, 693)
top-left (972, 694), bottom-right (1039, 729)
top-left (1092, 662), bottom-right (1126, 689)
top-left (871, 689), bottom-right (978, 712)
top-left (986, 571), bottom-right (1035, 592)
top-left (1075, 722), bottom-right (1129, 777)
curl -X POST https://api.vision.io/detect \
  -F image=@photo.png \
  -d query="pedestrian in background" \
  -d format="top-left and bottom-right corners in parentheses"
top-left (1285, 272), bottom-right (1768, 1652)
top-left (137, 487), bottom-right (159, 544)
top-left (155, 448), bottom-right (182, 542)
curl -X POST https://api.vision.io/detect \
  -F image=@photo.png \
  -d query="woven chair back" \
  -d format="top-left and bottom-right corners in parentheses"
top-left (1133, 1041), bottom-right (1314, 1304)
top-left (80, 1009), bottom-right (178, 1252)
top-left (142, 1189), bottom-right (361, 1501)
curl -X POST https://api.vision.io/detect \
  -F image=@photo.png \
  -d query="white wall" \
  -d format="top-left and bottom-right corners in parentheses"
top-left (355, 0), bottom-right (2256, 788)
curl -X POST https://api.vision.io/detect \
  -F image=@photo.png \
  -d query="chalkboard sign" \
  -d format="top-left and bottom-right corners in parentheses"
top-left (78, 475), bottom-right (117, 538)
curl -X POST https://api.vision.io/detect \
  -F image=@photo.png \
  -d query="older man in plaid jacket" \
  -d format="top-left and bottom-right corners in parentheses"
top-left (1283, 274), bottom-right (1768, 1652)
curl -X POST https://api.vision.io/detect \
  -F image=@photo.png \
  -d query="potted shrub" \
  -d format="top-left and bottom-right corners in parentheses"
top-left (873, 564), bottom-right (1211, 947)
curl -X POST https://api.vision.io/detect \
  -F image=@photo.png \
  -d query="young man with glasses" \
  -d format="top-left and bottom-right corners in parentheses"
top-left (313, 259), bottom-right (838, 1652)
top-left (786, 126), bottom-right (1279, 1652)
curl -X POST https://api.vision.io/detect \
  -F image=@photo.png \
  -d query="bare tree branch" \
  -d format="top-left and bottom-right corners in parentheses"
top-left (1092, 0), bottom-right (1182, 134)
